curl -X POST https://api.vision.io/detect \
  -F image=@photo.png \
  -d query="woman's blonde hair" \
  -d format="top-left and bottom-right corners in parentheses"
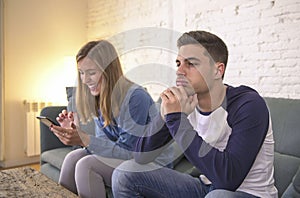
top-left (75, 40), bottom-right (133, 127)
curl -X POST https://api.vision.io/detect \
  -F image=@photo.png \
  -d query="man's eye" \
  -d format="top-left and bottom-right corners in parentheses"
top-left (188, 62), bottom-right (198, 66)
top-left (176, 62), bottom-right (180, 67)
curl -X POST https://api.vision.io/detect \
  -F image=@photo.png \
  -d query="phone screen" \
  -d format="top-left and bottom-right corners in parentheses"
top-left (36, 116), bottom-right (56, 127)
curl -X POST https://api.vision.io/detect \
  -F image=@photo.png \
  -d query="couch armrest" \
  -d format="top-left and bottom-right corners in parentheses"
top-left (40, 106), bottom-right (71, 153)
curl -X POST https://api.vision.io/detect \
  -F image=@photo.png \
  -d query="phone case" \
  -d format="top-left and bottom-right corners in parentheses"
top-left (36, 116), bottom-right (55, 127)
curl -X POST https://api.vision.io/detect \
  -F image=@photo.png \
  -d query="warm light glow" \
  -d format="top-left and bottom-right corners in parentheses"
top-left (49, 56), bottom-right (77, 104)
top-left (63, 56), bottom-right (77, 87)
top-left (34, 56), bottom-right (78, 106)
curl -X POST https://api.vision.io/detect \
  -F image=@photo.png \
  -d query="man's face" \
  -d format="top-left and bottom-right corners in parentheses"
top-left (176, 44), bottom-right (216, 96)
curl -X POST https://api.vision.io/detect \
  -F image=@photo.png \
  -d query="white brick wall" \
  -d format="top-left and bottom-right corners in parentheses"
top-left (87, 0), bottom-right (300, 99)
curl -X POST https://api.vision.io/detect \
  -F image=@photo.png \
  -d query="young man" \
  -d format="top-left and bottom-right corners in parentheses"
top-left (112, 31), bottom-right (278, 198)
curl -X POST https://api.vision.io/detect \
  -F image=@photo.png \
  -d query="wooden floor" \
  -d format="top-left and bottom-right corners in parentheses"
top-left (28, 163), bottom-right (40, 171)
top-left (0, 163), bottom-right (40, 171)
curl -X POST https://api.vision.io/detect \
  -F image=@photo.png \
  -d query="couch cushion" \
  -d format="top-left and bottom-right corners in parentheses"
top-left (40, 163), bottom-right (61, 183)
top-left (282, 166), bottom-right (300, 198)
top-left (294, 167), bottom-right (300, 193)
top-left (282, 183), bottom-right (300, 198)
top-left (274, 152), bottom-right (300, 196)
top-left (41, 147), bottom-right (73, 170)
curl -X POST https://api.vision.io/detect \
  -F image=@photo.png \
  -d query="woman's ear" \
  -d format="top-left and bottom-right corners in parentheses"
top-left (215, 62), bottom-right (225, 79)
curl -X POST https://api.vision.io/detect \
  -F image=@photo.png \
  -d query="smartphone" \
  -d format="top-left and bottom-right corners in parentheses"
top-left (36, 116), bottom-right (57, 127)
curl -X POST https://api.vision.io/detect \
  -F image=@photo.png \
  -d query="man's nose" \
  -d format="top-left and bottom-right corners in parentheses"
top-left (176, 64), bottom-right (186, 76)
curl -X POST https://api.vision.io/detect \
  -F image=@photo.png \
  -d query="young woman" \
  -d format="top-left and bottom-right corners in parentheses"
top-left (50, 40), bottom-right (173, 197)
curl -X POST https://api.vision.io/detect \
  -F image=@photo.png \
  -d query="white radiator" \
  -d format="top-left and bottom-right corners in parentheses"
top-left (24, 101), bottom-right (50, 157)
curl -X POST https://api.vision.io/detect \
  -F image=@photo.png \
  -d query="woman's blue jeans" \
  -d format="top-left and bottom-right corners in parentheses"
top-left (112, 160), bottom-right (258, 198)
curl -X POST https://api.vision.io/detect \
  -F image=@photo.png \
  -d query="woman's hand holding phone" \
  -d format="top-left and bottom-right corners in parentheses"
top-left (36, 114), bottom-right (82, 146)
top-left (56, 109), bottom-right (75, 128)
top-left (48, 109), bottom-right (90, 147)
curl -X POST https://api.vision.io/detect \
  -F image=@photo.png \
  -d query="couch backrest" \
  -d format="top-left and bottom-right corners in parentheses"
top-left (40, 106), bottom-right (72, 153)
top-left (264, 97), bottom-right (300, 196)
top-left (265, 97), bottom-right (300, 158)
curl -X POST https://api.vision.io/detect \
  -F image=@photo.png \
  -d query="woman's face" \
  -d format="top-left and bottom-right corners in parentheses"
top-left (77, 57), bottom-right (103, 96)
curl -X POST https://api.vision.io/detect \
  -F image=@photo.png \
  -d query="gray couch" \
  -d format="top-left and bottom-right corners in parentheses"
top-left (39, 97), bottom-right (300, 197)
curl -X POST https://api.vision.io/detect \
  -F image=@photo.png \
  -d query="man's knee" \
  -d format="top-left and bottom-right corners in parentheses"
top-left (112, 162), bottom-right (137, 194)
top-left (206, 189), bottom-right (258, 198)
top-left (112, 160), bottom-right (136, 184)
top-left (205, 189), bottom-right (232, 198)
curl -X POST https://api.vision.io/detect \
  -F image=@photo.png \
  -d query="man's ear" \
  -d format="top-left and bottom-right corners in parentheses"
top-left (215, 62), bottom-right (225, 79)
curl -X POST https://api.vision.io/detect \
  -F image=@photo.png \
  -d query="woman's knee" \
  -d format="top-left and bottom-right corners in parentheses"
top-left (75, 155), bottom-right (117, 185)
top-left (75, 155), bottom-right (95, 174)
top-left (64, 149), bottom-right (87, 163)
